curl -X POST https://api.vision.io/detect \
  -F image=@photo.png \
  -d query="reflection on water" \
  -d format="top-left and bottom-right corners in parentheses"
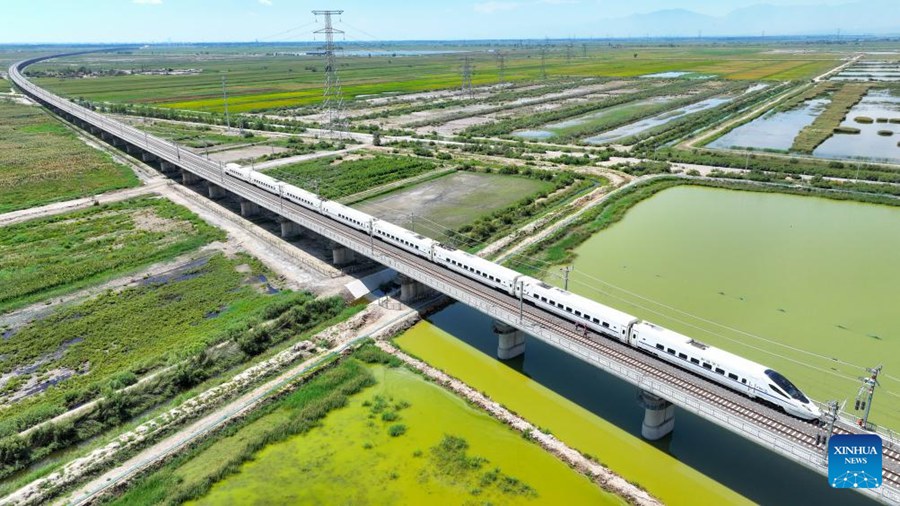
top-left (512, 97), bottom-right (674, 140)
top-left (813, 89), bottom-right (900, 163)
top-left (586, 97), bottom-right (731, 144)
top-left (708, 98), bottom-right (830, 151)
top-left (407, 303), bottom-right (876, 506)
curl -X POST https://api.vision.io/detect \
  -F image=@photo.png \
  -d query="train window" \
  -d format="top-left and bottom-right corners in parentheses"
top-left (602, 322), bottom-right (610, 328)
top-left (592, 317), bottom-right (599, 324)
top-left (769, 385), bottom-right (789, 399)
top-left (715, 368), bottom-right (725, 375)
top-left (574, 310), bottom-right (582, 317)
top-left (667, 348), bottom-right (675, 355)
top-left (655, 344), bottom-right (664, 350)
top-left (728, 373), bottom-right (738, 380)
top-left (741, 378), bottom-right (747, 384)
top-left (690, 358), bottom-right (700, 365)
top-left (678, 352), bottom-right (687, 359)
top-left (702, 363), bottom-right (712, 370)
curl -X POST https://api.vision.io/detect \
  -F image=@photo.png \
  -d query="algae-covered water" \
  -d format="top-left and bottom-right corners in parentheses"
top-left (395, 305), bottom-right (877, 506)
top-left (552, 185), bottom-right (900, 431)
top-left (191, 365), bottom-right (619, 505)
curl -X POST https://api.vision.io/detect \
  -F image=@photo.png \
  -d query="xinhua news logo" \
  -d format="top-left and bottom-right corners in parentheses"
top-left (828, 433), bottom-right (882, 489)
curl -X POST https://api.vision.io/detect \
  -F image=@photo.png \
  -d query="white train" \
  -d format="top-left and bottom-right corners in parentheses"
top-left (224, 164), bottom-right (821, 421)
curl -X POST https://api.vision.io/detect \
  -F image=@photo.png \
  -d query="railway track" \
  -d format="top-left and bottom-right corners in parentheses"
top-left (11, 54), bottom-right (900, 501)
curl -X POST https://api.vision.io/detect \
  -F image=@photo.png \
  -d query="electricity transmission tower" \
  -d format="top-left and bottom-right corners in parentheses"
top-left (312, 10), bottom-right (345, 135)
top-left (565, 42), bottom-right (574, 62)
top-left (854, 365), bottom-right (882, 430)
top-left (221, 75), bottom-right (231, 131)
top-left (461, 55), bottom-right (474, 98)
top-left (496, 52), bottom-right (506, 84)
top-left (540, 39), bottom-right (548, 80)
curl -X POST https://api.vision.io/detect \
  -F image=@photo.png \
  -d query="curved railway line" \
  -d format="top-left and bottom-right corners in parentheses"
top-left (8, 51), bottom-right (900, 504)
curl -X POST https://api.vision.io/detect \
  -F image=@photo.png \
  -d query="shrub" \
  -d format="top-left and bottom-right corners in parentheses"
top-left (388, 424), bottom-right (407, 437)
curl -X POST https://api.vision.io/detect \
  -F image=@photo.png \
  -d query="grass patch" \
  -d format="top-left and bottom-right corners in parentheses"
top-left (265, 154), bottom-right (438, 199)
top-left (0, 196), bottom-right (224, 314)
top-left (134, 120), bottom-right (267, 148)
top-left (0, 253), bottom-right (300, 437)
top-left (791, 82), bottom-right (872, 153)
top-left (0, 99), bottom-right (138, 213)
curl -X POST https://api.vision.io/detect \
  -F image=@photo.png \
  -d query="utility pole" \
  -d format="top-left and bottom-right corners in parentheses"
top-left (565, 42), bottom-right (573, 62)
top-left (854, 365), bottom-right (882, 430)
top-left (312, 10), bottom-right (345, 136)
top-left (221, 75), bottom-right (231, 131)
top-left (461, 55), bottom-right (474, 98)
top-left (816, 400), bottom-right (841, 449)
top-left (560, 265), bottom-right (573, 291)
top-left (540, 38), bottom-right (548, 80)
top-left (582, 42), bottom-right (588, 58)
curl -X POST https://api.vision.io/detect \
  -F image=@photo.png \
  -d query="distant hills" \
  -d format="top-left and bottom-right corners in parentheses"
top-left (595, 1), bottom-right (899, 38)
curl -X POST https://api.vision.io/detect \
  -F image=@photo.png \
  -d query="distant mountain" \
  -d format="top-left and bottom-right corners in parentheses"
top-left (595, 1), bottom-right (900, 37)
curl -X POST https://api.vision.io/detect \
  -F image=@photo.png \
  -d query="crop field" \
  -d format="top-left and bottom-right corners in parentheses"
top-left (0, 254), bottom-right (314, 464)
top-left (0, 99), bottom-right (138, 213)
top-left (131, 120), bottom-right (269, 149)
top-left (0, 196), bottom-right (224, 314)
top-left (27, 45), bottom-right (844, 113)
top-left (264, 154), bottom-right (439, 200)
top-left (353, 171), bottom-right (555, 240)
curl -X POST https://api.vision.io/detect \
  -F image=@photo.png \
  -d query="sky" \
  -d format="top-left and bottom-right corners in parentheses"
top-left (0, 0), bottom-right (894, 44)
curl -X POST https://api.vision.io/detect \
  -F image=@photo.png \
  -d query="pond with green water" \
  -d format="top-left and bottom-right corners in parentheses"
top-left (191, 365), bottom-right (618, 505)
top-left (551, 185), bottom-right (900, 431)
top-left (395, 304), bottom-right (877, 506)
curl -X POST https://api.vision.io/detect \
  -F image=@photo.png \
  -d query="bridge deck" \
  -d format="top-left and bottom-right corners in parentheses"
top-left (9, 53), bottom-right (900, 504)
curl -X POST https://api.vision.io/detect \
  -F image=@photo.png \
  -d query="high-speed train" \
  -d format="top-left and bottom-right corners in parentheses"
top-left (224, 163), bottom-right (821, 421)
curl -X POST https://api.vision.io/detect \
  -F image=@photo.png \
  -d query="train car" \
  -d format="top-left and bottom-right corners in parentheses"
top-left (629, 321), bottom-right (820, 420)
top-left (321, 200), bottom-right (373, 234)
top-left (432, 244), bottom-right (521, 296)
top-left (250, 171), bottom-right (282, 196)
top-left (282, 183), bottom-right (322, 212)
top-left (373, 220), bottom-right (436, 260)
top-left (224, 163), bottom-right (251, 182)
top-left (522, 280), bottom-right (638, 343)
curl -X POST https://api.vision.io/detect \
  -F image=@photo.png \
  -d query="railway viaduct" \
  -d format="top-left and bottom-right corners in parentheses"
top-left (9, 52), bottom-right (900, 504)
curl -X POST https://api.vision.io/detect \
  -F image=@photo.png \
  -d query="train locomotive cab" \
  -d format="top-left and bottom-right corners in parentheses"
top-left (762, 369), bottom-right (820, 420)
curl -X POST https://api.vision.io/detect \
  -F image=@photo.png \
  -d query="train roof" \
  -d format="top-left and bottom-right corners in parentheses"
top-left (635, 321), bottom-right (767, 376)
top-left (529, 281), bottom-right (637, 323)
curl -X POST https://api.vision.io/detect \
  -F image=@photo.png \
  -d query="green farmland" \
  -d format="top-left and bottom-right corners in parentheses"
top-left (29, 45), bottom-right (842, 113)
top-left (0, 99), bottom-right (138, 213)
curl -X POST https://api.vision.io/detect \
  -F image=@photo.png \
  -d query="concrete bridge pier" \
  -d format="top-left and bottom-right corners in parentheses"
top-left (141, 152), bottom-right (157, 163)
top-left (159, 161), bottom-right (177, 174)
top-left (398, 274), bottom-right (427, 302)
top-left (331, 243), bottom-right (355, 266)
top-left (207, 183), bottom-right (226, 200)
top-left (279, 217), bottom-right (303, 239)
top-left (125, 144), bottom-right (140, 155)
top-left (494, 320), bottom-right (525, 359)
top-left (181, 170), bottom-right (201, 186)
top-left (240, 200), bottom-right (260, 218)
top-left (638, 390), bottom-right (675, 440)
